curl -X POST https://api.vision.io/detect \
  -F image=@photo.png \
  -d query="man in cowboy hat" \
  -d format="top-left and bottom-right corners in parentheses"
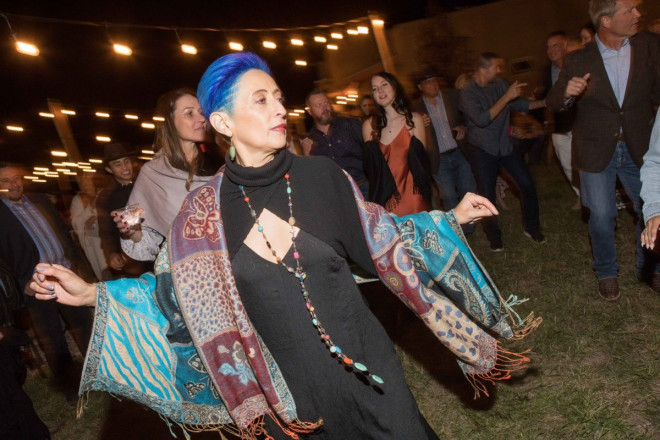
top-left (96, 142), bottom-right (146, 279)
top-left (412, 67), bottom-right (476, 215)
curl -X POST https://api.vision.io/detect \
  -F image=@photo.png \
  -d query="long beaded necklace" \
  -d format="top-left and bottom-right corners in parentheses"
top-left (238, 173), bottom-right (384, 385)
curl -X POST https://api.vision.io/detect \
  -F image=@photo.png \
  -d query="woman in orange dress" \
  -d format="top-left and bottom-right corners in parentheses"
top-left (362, 72), bottom-right (432, 216)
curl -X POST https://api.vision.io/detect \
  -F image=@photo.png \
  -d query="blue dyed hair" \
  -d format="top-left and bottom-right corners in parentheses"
top-left (197, 52), bottom-right (271, 117)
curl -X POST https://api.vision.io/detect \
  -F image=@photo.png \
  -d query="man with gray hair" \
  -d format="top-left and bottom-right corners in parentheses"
top-left (547, 0), bottom-right (660, 300)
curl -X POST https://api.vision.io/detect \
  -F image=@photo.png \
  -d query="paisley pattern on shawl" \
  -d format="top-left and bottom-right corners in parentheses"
top-left (181, 186), bottom-right (221, 242)
top-left (394, 211), bottom-right (513, 336)
top-left (79, 165), bottom-right (536, 437)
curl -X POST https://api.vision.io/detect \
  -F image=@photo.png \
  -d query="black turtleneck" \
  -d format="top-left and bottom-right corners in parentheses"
top-left (220, 150), bottom-right (374, 274)
top-left (218, 150), bottom-right (437, 440)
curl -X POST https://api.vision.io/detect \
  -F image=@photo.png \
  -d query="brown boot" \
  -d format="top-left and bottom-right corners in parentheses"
top-left (651, 273), bottom-right (660, 294)
top-left (598, 278), bottom-right (620, 301)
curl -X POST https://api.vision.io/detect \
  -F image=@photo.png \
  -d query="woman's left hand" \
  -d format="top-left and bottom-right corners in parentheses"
top-left (453, 192), bottom-right (499, 225)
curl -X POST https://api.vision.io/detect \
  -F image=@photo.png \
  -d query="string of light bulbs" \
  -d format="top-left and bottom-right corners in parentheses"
top-left (4, 102), bottom-right (311, 138)
top-left (1, 11), bottom-right (384, 59)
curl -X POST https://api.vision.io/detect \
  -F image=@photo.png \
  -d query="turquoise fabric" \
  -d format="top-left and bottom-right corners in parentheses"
top-left (393, 210), bottom-right (513, 338)
top-left (81, 258), bottom-right (234, 427)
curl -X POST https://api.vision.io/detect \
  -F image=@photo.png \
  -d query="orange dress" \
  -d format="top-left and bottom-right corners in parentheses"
top-left (380, 127), bottom-right (430, 216)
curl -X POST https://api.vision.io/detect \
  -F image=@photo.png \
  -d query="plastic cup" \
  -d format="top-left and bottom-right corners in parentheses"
top-left (120, 204), bottom-right (144, 227)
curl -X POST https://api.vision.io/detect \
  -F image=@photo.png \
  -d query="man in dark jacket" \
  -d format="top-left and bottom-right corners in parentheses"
top-left (0, 162), bottom-right (92, 397)
top-left (547, 0), bottom-right (660, 300)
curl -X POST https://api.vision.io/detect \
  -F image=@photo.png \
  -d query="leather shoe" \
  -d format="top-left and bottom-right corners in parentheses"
top-left (598, 278), bottom-right (620, 301)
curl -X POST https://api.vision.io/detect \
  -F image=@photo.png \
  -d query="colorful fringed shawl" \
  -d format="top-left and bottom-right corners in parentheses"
top-left (79, 166), bottom-right (540, 439)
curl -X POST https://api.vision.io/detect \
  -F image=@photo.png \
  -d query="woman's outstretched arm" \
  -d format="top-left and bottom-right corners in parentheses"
top-left (30, 263), bottom-right (97, 307)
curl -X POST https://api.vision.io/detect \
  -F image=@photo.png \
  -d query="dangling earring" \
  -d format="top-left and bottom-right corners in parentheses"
top-left (229, 142), bottom-right (236, 161)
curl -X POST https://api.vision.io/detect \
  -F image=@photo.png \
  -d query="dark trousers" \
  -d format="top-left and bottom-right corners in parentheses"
top-left (0, 329), bottom-right (51, 439)
top-left (469, 147), bottom-right (541, 245)
top-left (25, 296), bottom-right (92, 383)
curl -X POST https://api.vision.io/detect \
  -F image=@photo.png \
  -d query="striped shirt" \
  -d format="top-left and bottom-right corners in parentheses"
top-left (2, 196), bottom-right (70, 268)
top-left (424, 94), bottom-right (458, 153)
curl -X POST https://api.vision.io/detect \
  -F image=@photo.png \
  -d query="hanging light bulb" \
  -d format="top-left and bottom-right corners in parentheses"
top-left (15, 40), bottom-right (39, 56)
top-left (229, 41), bottom-right (244, 51)
top-left (2, 14), bottom-right (40, 56)
top-left (181, 44), bottom-right (197, 55)
top-left (174, 29), bottom-right (197, 55)
top-left (113, 43), bottom-right (132, 56)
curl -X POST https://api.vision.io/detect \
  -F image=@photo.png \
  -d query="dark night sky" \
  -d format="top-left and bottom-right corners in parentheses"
top-left (0, 0), bottom-right (500, 167)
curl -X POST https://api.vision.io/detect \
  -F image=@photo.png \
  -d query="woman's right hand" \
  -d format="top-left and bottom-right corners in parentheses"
top-left (30, 264), bottom-right (97, 307)
top-left (111, 210), bottom-right (143, 242)
top-left (112, 210), bottom-right (135, 236)
top-left (453, 192), bottom-right (499, 225)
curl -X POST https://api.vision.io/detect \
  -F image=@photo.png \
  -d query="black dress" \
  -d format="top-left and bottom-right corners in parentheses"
top-left (221, 151), bottom-right (438, 440)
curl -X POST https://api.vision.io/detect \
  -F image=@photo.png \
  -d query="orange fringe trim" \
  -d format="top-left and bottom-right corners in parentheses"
top-left (180, 414), bottom-right (322, 440)
top-left (466, 341), bottom-right (532, 399)
top-left (262, 414), bottom-right (324, 439)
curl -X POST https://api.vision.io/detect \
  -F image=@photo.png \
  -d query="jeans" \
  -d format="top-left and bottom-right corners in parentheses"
top-left (580, 142), bottom-right (659, 280)
top-left (432, 149), bottom-right (476, 211)
top-left (512, 135), bottom-right (545, 165)
top-left (469, 147), bottom-right (541, 245)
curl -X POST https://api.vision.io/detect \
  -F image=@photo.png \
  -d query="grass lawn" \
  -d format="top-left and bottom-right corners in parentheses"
top-left (25, 162), bottom-right (660, 439)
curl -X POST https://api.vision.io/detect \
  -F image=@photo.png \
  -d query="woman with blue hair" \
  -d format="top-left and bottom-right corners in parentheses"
top-left (30, 52), bottom-right (539, 439)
